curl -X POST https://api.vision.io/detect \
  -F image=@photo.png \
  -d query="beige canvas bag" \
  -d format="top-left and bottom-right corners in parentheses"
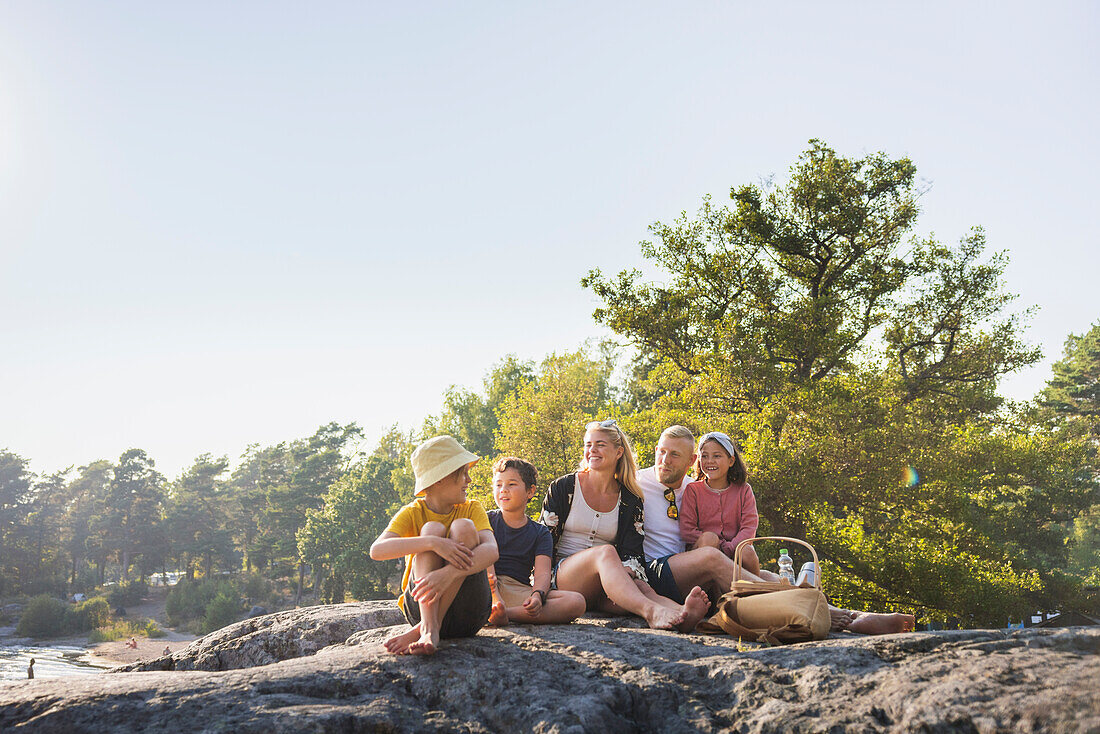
top-left (698, 536), bottom-right (830, 644)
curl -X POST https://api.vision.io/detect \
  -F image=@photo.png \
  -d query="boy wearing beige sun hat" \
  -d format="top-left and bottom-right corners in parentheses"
top-left (369, 436), bottom-right (499, 656)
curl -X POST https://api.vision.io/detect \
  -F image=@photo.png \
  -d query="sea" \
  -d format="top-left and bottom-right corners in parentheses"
top-left (0, 644), bottom-right (110, 681)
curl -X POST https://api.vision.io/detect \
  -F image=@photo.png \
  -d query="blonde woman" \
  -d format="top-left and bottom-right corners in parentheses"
top-left (540, 420), bottom-right (710, 631)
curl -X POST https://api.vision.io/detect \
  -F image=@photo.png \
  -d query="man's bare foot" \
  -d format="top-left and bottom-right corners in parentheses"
top-left (383, 624), bottom-right (422, 655)
top-left (848, 612), bottom-right (916, 635)
top-left (645, 603), bottom-right (686, 630)
top-left (488, 599), bottom-right (509, 627)
top-left (676, 586), bottom-right (711, 633)
top-left (408, 627), bottom-right (440, 656)
top-left (829, 608), bottom-right (856, 632)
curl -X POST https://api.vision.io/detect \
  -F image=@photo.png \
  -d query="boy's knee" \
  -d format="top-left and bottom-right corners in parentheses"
top-left (448, 518), bottom-right (479, 545)
top-left (420, 521), bottom-right (446, 537)
top-left (563, 591), bottom-right (587, 615)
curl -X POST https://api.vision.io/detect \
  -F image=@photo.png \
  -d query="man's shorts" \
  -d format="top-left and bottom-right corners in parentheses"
top-left (402, 570), bottom-right (491, 639)
top-left (495, 573), bottom-right (536, 607)
top-left (645, 555), bottom-right (686, 604)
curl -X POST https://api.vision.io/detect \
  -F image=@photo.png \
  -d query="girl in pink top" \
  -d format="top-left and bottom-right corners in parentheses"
top-left (678, 431), bottom-right (761, 574)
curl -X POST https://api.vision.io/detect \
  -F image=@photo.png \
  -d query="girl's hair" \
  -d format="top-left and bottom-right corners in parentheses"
top-left (694, 436), bottom-right (748, 486)
top-left (491, 456), bottom-right (538, 489)
top-left (578, 420), bottom-right (643, 499)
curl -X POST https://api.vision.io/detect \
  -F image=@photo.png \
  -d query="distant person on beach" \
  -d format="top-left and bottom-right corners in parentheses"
top-left (27, 657), bottom-right (34, 679)
top-left (484, 456), bottom-right (585, 626)
top-left (125, 636), bottom-right (138, 649)
top-left (370, 436), bottom-right (499, 656)
top-left (163, 645), bottom-right (171, 656)
top-left (638, 424), bottom-right (915, 635)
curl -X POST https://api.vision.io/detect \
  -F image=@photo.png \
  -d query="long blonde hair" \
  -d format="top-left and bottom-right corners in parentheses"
top-left (578, 420), bottom-right (642, 499)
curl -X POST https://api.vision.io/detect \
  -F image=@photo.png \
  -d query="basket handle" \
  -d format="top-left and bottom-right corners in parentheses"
top-left (732, 536), bottom-right (821, 590)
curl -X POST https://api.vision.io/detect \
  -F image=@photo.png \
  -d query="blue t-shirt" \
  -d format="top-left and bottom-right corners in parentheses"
top-left (488, 509), bottom-right (554, 584)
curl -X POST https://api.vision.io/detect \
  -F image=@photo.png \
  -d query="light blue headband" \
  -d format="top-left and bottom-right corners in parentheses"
top-left (698, 431), bottom-right (736, 457)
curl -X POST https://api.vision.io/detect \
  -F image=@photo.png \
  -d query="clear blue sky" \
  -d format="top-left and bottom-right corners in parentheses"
top-left (2, 2), bottom-right (1097, 479)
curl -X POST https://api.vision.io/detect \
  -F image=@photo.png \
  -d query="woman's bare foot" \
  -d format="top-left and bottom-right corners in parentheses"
top-left (676, 586), bottom-right (711, 633)
top-left (848, 612), bottom-right (916, 635)
top-left (408, 627), bottom-right (440, 656)
top-left (645, 603), bottom-right (686, 630)
top-left (488, 599), bottom-right (509, 626)
top-left (829, 608), bottom-right (856, 632)
top-left (383, 624), bottom-right (422, 654)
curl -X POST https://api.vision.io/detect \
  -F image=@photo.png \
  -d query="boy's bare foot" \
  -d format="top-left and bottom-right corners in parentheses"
top-left (488, 599), bottom-right (509, 627)
top-left (676, 586), bottom-right (710, 633)
top-left (408, 627), bottom-right (440, 656)
top-left (383, 624), bottom-right (422, 655)
top-left (829, 608), bottom-right (856, 632)
top-left (645, 604), bottom-right (685, 630)
top-left (848, 612), bottom-right (915, 635)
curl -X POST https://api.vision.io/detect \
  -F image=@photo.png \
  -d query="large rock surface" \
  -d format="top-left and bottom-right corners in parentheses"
top-left (1, 601), bottom-right (1097, 733)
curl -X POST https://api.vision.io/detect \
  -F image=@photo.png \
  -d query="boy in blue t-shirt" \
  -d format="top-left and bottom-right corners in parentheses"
top-left (486, 457), bottom-right (586, 625)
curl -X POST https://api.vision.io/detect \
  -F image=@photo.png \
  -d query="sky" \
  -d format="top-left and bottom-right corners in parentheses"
top-left (2, 2), bottom-right (1097, 480)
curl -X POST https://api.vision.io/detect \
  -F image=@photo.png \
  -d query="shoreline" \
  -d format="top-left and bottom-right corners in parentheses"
top-left (1, 631), bottom-right (197, 668)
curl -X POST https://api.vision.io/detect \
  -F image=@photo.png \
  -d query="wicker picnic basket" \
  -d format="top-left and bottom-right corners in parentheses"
top-left (730, 536), bottom-right (821, 596)
top-left (699, 536), bottom-right (830, 643)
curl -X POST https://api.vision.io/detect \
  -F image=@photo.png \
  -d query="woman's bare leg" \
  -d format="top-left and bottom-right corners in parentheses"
top-left (555, 546), bottom-right (684, 629)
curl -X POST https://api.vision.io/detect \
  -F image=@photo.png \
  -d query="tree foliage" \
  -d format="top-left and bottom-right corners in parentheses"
top-left (583, 140), bottom-right (1096, 623)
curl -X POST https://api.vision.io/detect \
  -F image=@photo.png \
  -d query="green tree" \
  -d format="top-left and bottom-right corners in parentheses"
top-left (19, 469), bottom-right (71, 594)
top-left (298, 454), bottom-right (407, 602)
top-left (261, 422), bottom-right (363, 603)
top-left (488, 350), bottom-right (614, 513)
top-left (67, 461), bottom-right (113, 586)
top-left (167, 454), bottom-right (237, 578)
top-left (422, 355), bottom-right (535, 458)
top-left (1042, 319), bottom-right (1100, 436)
top-left (582, 140), bottom-right (1094, 624)
top-left (0, 450), bottom-right (34, 596)
top-left (98, 449), bottom-right (167, 581)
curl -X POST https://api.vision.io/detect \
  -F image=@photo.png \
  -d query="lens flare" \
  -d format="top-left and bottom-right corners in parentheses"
top-left (905, 466), bottom-right (920, 487)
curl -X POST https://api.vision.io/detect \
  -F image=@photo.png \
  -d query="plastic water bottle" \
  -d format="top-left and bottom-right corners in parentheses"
top-left (778, 548), bottom-right (796, 584)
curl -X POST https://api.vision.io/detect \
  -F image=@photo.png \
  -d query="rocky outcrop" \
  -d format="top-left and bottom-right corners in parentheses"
top-left (1, 601), bottom-right (1097, 733)
top-left (117, 600), bottom-right (403, 672)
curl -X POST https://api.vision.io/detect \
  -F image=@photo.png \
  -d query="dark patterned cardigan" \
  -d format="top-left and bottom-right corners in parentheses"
top-left (538, 473), bottom-right (646, 569)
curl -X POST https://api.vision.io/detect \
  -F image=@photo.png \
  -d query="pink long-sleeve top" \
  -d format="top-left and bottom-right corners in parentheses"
top-left (678, 480), bottom-right (759, 559)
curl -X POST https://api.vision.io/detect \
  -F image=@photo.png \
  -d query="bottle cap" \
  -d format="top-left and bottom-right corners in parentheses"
top-left (780, 548), bottom-right (788, 554)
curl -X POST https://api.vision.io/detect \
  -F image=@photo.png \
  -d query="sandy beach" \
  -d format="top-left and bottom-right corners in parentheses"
top-left (85, 636), bottom-right (195, 666)
top-left (2, 586), bottom-right (198, 668)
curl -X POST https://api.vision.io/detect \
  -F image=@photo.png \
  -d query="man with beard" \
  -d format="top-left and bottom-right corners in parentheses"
top-left (638, 425), bottom-right (914, 635)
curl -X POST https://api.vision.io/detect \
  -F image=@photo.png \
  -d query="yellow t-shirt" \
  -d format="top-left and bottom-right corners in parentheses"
top-left (385, 498), bottom-right (491, 610)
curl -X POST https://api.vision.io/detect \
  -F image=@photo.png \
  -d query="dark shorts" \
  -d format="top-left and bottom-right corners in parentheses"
top-left (402, 570), bottom-right (491, 639)
top-left (645, 555), bottom-right (686, 604)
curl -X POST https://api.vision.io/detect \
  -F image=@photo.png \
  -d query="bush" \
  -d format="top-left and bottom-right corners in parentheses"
top-left (202, 591), bottom-right (241, 633)
top-left (88, 617), bottom-right (166, 643)
top-left (70, 597), bottom-right (111, 630)
top-left (107, 579), bottom-right (148, 608)
top-left (242, 573), bottom-right (270, 603)
top-left (16, 595), bottom-right (69, 638)
top-left (166, 578), bottom-right (237, 628)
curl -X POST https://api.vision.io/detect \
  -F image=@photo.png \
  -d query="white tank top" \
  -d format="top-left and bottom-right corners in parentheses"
top-left (556, 481), bottom-right (619, 560)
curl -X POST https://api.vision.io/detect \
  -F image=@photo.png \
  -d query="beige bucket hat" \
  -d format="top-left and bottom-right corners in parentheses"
top-left (412, 435), bottom-right (479, 495)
